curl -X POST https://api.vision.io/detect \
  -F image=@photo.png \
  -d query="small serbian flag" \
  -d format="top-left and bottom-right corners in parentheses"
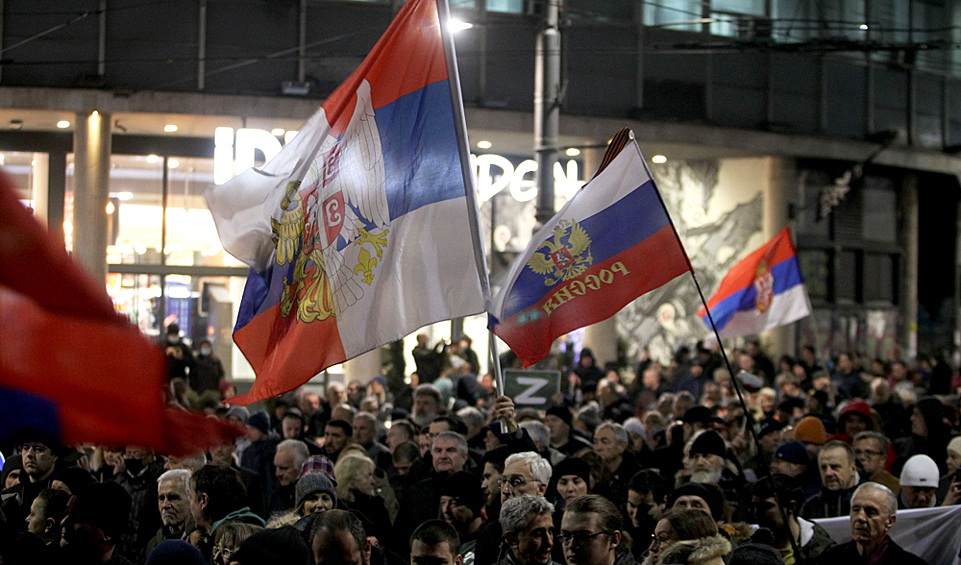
top-left (488, 129), bottom-right (693, 367)
top-left (698, 227), bottom-right (812, 339)
top-left (0, 171), bottom-right (242, 455)
top-left (205, 0), bottom-right (487, 404)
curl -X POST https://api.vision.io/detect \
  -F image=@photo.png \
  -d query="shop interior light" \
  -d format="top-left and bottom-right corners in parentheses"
top-left (652, 154), bottom-right (667, 164)
top-left (168, 159), bottom-right (180, 168)
top-left (860, 24), bottom-right (868, 30)
top-left (146, 154), bottom-right (159, 163)
top-left (116, 192), bottom-right (133, 201)
top-left (566, 148), bottom-right (580, 156)
top-left (477, 140), bottom-right (492, 149)
top-left (105, 201), bottom-right (115, 214)
top-left (56, 120), bottom-right (70, 129)
top-left (271, 128), bottom-right (285, 136)
top-left (164, 124), bottom-right (179, 133)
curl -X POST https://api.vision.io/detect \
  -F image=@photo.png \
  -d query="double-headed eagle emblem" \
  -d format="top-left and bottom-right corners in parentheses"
top-left (526, 219), bottom-right (593, 286)
top-left (270, 79), bottom-right (390, 323)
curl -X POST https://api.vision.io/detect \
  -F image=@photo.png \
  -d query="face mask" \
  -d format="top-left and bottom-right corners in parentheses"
top-left (167, 335), bottom-right (180, 344)
top-left (200, 347), bottom-right (212, 356)
top-left (125, 458), bottom-right (144, 475)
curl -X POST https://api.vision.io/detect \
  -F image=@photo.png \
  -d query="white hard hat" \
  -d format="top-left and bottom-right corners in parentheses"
top-left (900, 454), bottom-right (940, 487)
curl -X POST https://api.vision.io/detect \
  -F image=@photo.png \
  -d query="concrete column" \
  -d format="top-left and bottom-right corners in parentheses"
top-left (583, 317), bottom-right (617, 368)
top-left (72, 110), bottom-right (112, 285)
top-left (760, 156), bottom-right (797, 357)
top-left (902, 174), bottom-right (919, 358)
top-left (343, 349), bottom-right (382, 385)
top-left (31, 152), bottom-right (49, 226)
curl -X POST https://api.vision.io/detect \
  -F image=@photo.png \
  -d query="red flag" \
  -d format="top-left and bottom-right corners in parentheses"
top-left (0, 170), bottom-right (241, 455)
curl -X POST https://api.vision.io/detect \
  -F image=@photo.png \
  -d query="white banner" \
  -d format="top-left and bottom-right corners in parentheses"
top-left (813, 505), bottom-right (961, 565)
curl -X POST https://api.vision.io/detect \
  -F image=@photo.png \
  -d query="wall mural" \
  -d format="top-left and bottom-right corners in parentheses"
top-left (616, 159), bottom-right (763, 366)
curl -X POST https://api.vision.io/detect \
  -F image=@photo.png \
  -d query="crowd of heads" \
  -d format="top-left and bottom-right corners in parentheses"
top-left (2, 335), bottom-right (959, 564)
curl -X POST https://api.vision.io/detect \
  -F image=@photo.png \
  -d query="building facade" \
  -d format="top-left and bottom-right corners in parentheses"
top-left (3, 0), bottom-right (960, 379)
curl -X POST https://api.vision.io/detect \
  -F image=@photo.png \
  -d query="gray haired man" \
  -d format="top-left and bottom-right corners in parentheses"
top-left (499, 495), bottom-right (557, 565)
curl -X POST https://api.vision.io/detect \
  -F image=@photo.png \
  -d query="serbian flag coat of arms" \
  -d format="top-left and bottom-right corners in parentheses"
top-left (205, 0), bottom-right (487, 404)
top-left (488, 129), bottom-right (693, 367)
top-left (698, 227), bottom-right (812, 339)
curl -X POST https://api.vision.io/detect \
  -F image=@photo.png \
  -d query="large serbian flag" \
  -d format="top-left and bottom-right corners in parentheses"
top-left (205, 0), bottom-right (487, 404)
top-left (698, 227), bottom-right (811, 339)
top-left (0, 172), bottom-right (242, 455)
top-left (488, 129), bottom-right (693, 367)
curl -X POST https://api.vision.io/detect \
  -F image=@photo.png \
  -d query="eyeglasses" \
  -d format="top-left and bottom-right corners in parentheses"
top-left (854, 449), bottom-right (884, 458)
top-left (557, 530), bottom-right (611, 546)
top-left (650, 534), bottom-right (673, 548)
top-left (497, 476), bottom-right (539, 490)
top-left (212, 546), bottom-right (234, 561)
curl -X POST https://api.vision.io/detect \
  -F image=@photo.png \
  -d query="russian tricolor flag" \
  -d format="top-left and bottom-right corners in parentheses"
top-left (698, 227), bottom-right (812, 339)
top-left (206, 0), bottom-right (487, 404)
top-left (489, 129), bottom-right (693, 367)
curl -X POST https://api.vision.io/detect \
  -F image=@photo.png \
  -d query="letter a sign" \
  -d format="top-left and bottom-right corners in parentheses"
top-left (503, 369), bottom-right (561, 406)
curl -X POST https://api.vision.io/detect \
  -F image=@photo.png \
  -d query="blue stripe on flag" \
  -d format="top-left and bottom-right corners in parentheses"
top-left (703, 255), bottom-right (804, 331)
top-left (501, 180), bottom-right (671, 320)
top-left (0, 384), bottom-right (61, 448)
top-left (234, 268), bottom-right (271, 332)
top-left (377, 80), bottom-right (463, 220)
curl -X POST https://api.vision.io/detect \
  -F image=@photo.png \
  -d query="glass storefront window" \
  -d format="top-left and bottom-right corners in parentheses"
top-left (108, 154), bottom-right (164, 264)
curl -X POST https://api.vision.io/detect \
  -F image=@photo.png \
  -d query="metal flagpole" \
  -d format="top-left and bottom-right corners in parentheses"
top-left (435, 0), bottom-right (505, 397)
top-left (630, 135), bottom-right (803, 559)
top-left (690, 271), bottom-right (804, 561)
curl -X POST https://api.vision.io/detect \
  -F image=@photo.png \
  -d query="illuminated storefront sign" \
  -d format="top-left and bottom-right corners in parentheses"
top-left (214, 127), bottom-right (583, 202)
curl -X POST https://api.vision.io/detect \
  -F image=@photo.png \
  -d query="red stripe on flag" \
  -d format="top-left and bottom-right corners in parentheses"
top-left (0, 171), bottom-right (242, 455)
top-left (323, 0), bottom-right (448, 136)
top-left (699, 227), bottom-right (797, 314)
top-left (495, 226), bottom-right (691, 367)
top-left (231, 301), bottom-right (347, 405)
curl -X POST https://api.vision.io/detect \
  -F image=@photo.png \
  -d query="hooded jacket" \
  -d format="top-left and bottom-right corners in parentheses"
top-left (656, 535), bottom-right (731, 565)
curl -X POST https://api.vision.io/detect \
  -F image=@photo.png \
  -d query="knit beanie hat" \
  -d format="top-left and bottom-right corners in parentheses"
top-left (623, 417), bottom-right (646, 439)
top-left (295, 471), bottom-right (338, 510)
top-left (552, 457), bottom-right (592, 487)
top-left (728, 542), bottom-right (783, 565)
top-left (794, 416), bottom-right (826, 445)
top-left (667, 482), bottom-right (723, 522)
top-left (440, 471), bottom-right (484, 515)
top-left (146, 540), bottom-right (206, 565)
top-left (546, 405), bottom-right (573, 427)
top-left (689, 430), bottom-right (726, 458)
top-left (247, 411), bottom-right (271, 435)
top-left (948, 436), bottom-right (961, 457)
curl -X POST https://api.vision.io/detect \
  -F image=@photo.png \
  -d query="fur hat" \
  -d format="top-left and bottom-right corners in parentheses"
top-left (656, 534), bottom-right (731, 565)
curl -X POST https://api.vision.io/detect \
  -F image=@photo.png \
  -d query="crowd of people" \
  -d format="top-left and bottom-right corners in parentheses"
top-left (2, 332), bottom-right (960, 565)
